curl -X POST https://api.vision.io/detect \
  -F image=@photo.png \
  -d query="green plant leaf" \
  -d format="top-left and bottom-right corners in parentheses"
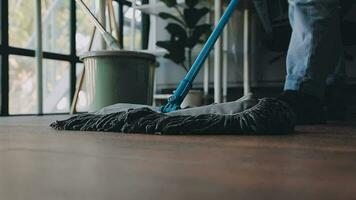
top-left (185, 0), bottom-right (198, 7)
top-left (187, 24), bottom-right (211, 48)
top-left (165, 23), bottom-right (188, 41)
top-left (158, 12), bottom-right (185, 27)
top-left (156, 41), bottom-right (186, 64)
top-left (184, 7), bottom-right (209, 28)
top-left (160, 0), bottom-right (177, 7)
top-left (157, 23), bottom-right (187, 66)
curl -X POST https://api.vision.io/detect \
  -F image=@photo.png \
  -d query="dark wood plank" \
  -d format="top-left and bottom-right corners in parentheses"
top-left (0, 116), bottom-right (355, 200)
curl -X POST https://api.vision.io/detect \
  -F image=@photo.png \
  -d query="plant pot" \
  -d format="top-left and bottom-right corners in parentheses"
top-left (180, 89), bottom-right (204, 108)
top-left (80, 50), bottom-right (156, 112)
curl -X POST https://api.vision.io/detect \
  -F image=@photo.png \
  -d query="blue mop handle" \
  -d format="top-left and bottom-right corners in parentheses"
top-left (161, 0), bottom-right (240, 113)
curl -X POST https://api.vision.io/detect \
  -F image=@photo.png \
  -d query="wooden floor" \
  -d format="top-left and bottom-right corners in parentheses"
top-left (0, 116), bottom-right (356, 200)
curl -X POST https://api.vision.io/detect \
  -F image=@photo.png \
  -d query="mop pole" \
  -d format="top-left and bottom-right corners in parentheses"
top-left (76, 0), bottom-right (120, 50)
top-left (161, 0), bottom-right (240, 113)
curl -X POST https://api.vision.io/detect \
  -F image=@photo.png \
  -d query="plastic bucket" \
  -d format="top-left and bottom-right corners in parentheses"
top-left (181, 89), bottom-right (204, 108)
top-left (80, 50), bottom-right (156, 112)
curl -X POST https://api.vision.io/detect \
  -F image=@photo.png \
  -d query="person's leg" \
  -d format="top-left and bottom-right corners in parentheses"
top-left (277, 0), bottom-right (343, 124)
top-left (284, 0), bottom-right (342, 99)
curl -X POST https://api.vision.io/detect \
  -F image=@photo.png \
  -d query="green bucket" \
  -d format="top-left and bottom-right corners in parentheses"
top-left (80, 50), bottom-right (156, 112)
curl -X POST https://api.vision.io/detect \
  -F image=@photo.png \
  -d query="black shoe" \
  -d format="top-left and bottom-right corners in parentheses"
top-left (277, 90), bottom-right (326, 125)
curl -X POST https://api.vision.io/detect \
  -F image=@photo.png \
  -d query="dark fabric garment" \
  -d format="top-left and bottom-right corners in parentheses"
top-left (50, 98), bottom-right (296, 135)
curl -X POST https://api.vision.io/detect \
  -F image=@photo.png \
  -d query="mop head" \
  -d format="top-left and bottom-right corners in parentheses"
top-left (50, 97), bottom-right (296, 134)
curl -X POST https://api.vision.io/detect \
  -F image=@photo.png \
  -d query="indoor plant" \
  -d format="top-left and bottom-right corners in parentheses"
top-left (156, 0), bottom-right (211, 72)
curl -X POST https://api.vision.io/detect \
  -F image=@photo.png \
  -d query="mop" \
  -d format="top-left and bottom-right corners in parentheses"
top-left (51, 0), bottom-right (296, 134)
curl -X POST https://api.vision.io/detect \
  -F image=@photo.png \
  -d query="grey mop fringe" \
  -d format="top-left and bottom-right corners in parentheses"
top-left (50, 98), bottom-right (296, 134)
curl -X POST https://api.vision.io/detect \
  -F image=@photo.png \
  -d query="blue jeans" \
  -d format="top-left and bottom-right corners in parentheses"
top-left (284, 0), bottom-right (346, 99)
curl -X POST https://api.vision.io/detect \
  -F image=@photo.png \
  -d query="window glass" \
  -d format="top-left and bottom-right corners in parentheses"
top-left (42, 0), bottom-right (70, 54)
top-left (123, 5), bottom-right (142, 49)
top-left (75, 63), bottom-right (89, 112)
top-left (9, 56), bottom-right (71, 114)
top-left (9, 0), bottom-right (70, 54)
top-left (43, 59), bottom-right (70, 113)
top-left (76, 0), bottom-right (101, 54)
top-left (9, 55), bottom-right (37, 114)
top-left (9, 0), bottom-right (35, 49)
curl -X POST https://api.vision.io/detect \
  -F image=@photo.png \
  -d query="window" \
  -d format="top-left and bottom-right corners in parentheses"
top-left (0, 0), bottom-right (148, 116)
top-left (122, 4), bottom-right (142, 49)
top-left (9, 55), bottom-right (37, 114)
